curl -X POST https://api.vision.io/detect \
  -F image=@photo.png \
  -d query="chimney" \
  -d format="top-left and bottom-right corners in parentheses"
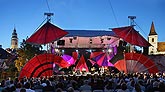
top-left (0, 45), bottom-right (2, 48)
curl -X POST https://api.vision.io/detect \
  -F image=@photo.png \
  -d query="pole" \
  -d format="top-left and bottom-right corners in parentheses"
top-left (128, 16), bottom-right (136, 52)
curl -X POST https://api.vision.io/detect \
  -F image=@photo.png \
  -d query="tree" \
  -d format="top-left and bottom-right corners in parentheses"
top-left (15, 39), bottom-right (44, 71)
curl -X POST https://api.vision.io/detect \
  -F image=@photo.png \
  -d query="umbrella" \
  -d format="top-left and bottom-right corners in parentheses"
top-left (61, 54), bottom-right (76, 65)
top-left (114, 53), bottom-right (159, 73)
top-left (90, 51), bottom-right (114, 67)
top-left (26, 21), bottom-right (68, 45)
top-left (19, 53), bottom-right (70, 79)
top-left (112, 26), bottom-right (151, 47)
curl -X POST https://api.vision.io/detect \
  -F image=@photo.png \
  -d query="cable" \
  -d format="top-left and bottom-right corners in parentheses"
top-left (44, 0), bottom-right (55, 23)
top-left (134, 21), bottom-right (148, 37)
top-left (46, 0), bottom-right (51, 12)
top-left (33, 18), bottom-right (47, 33)
top-left (108, 0), bottom-right (119, 26)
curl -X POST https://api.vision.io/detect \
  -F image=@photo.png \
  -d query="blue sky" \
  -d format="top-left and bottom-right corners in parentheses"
top-left (0, 0), bottom-right (164, 49)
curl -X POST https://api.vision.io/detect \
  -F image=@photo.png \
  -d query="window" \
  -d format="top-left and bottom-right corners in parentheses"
top-left (152, 38), bottom-right (154, 42)
top-left (90, 38), bottom-right (92, 44)
top-left (15, 42), bottom-right (17, 45)
top-left (101, 38), bottom-right (104, 43)
top-left (107, 37), bottom-right (111, 40)
top-left (73, 36), bottom-right (77, 40)
top-left (57, 40), bottom-right (65, 45)
top-left (69, 38), bottom-right (73, 43)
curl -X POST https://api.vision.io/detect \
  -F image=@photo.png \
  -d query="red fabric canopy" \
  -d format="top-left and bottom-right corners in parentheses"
top-left (26, 21), bottom-right (68, 45)
top-left (112, 26), bottom-right (151, 47)
top-left (19, 53), bottom-right (70, 79)
top-left (114, 53), bottom-right (159, 73)
top-left (72, 52), bottom-right (78, 62)
top-left (75, 55), bottom-right (89, 72)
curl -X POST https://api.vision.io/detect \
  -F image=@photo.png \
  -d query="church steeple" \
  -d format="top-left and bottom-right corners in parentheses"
top-left (148, 21), bottom-right (158, 55)
top-left (11, 28), bottom-right (18, 49)
top-left (149, 21), bottom-right (157, 36)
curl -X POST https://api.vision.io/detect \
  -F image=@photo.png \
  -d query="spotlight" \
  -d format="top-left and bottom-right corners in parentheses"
top-left (55, 49), bottom-right (59, 52)
top-left (108, 48), bottom-right (112, 53)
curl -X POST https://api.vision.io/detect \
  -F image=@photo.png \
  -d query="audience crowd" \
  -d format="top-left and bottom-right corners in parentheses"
top-left (0, 72), bottom-right (165, 92)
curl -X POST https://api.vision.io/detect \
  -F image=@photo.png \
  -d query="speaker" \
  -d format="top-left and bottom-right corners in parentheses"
top-left (57, 40), bottom-right (65, 45)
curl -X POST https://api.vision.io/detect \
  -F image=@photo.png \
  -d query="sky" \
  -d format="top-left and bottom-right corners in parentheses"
top-left (0, 0), bottom-right (165, 49)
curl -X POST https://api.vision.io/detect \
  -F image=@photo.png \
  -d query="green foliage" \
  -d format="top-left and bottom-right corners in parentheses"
top-left (15, 39), bottom-right (44, 71)
top-left (20, 39), bottom-right (43, 60)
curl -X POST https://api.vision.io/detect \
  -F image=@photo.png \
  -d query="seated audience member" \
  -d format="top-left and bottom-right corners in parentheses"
top-left (67, 87), bottom-right (74, 92)
top-left (117, 83), bottom-right (130, 92)
top-left (42, 80), bottom-right (55, 92)
top-left (79, 80), bottom-right (91, 91)
top-left (24, 82), bottom-right (35, 92)
top-left (132, 83), bottom-right (144, 92)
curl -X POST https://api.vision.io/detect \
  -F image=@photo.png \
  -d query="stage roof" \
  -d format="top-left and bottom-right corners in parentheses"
top-left (65, 30), bottom-right (115, 37)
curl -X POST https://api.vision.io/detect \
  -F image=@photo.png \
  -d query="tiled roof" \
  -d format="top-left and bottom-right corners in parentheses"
top-left (149, 22), bottom-right (157, 36)
top-left (158, 42), bottom-right (165, 52)
top-left (64, 30), bottom-right (116, 37)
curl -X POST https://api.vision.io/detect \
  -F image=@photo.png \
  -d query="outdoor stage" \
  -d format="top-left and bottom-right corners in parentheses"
top-left (20, 16), bottom-right (159, 79)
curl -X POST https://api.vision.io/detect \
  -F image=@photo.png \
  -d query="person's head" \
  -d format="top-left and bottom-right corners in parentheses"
top-left (20, 88), bottom-right (26, 92)
top-left (16, 82), bottom-right (22, 88)
top-left (134, 83), bottom-right (142, 92)
top-left (84, 80), bottom-right (89, 85)
top-left (130, 80), bottom-right (135, 87)
top-left (121, 83), bottom-right (127, 90)
top-left (46, 80), bottom-right (51, 86)
top-left (106, 81), bottom-right (113, 90)
top-left (55, 88), bottom-right (62, 92)
top-left (0, 80), bottom-right (5, 87)
top-left (153, 81), bottom-right (159, 88)
top-left (24, 82), bottom-right (31, 89)
top-left (67, 87), bottom-right (74, 92)
top-left (10, 86), bottom-right (16, 91)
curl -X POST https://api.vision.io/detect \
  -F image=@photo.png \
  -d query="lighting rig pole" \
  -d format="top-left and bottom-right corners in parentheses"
top-left (44, 13), bottom-right (54, 22)
top-left (128, 16), bottom-right (136, 52)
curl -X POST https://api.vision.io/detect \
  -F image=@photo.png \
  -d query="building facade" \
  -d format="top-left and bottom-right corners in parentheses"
top-left (148, 22), bottom-right (165, 55)
top-left (50, 30), bottom-right (120, 54)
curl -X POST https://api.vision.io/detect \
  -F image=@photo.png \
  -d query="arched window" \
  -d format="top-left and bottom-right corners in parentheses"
top-left (152, 38), bottom-right (154, 42)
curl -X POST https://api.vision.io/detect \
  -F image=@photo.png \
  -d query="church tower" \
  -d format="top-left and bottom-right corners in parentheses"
top-left (11, 28), bottom-right (18, 49)
top-left (148, 21), bottom-right (158, 55)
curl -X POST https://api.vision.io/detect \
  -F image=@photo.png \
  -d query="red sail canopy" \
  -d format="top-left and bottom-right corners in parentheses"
top-left (75, 55), bottom-right (89, 72)
top-left (114, 53), bottom-right (159, 73)
top-left (26, 21), bottom-right (68, 45)
top-left (112, 26), bottom-right (151, 47)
